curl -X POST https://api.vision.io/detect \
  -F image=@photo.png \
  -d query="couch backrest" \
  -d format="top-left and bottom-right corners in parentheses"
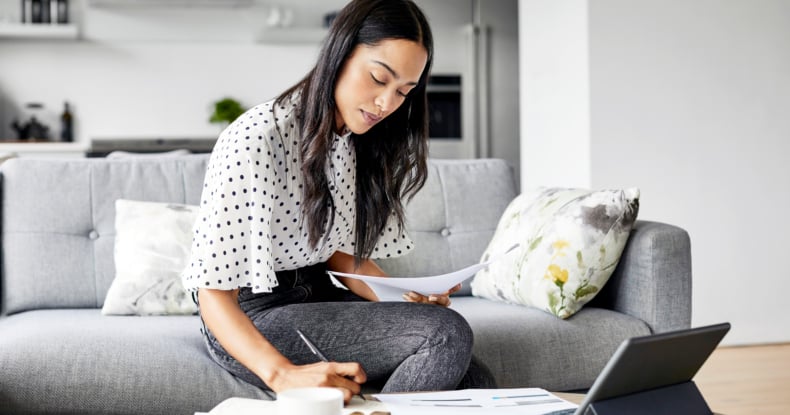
top-left (0, 156), bottom-right (516, 315)
top-left (376, 159), bottom-right (517, 293)
top-left (0, 155), bottom-right (210, 315)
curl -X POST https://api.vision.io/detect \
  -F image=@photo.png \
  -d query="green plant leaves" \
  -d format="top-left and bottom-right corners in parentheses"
top-left (209, 98), bottom-right (245, 125)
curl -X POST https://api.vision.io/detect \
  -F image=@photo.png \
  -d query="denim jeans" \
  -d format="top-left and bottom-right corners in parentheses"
top-left (198, 263), bottom-right (496, 393)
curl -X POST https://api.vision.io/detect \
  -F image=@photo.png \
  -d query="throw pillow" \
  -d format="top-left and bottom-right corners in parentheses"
top-left (102, 199), bottom-right (199, 315)
top-left (471, 187), bottom-right (640, 319)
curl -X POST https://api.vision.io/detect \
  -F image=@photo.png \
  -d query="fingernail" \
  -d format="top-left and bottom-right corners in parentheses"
top-left (428, 296), bottom-right (437, 302)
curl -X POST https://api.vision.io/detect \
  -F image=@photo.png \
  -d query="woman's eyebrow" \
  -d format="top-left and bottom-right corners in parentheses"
top-left (372, 60), bottom-right (419, 86)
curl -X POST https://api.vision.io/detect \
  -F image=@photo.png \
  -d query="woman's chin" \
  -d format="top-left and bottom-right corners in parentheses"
top-left (347, 124), bottom-right (373, 135)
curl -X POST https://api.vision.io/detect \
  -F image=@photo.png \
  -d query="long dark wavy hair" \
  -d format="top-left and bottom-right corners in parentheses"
top-left (275, 0), bottom-right (433, 265)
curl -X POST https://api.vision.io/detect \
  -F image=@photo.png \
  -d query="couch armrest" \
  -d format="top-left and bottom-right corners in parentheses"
top-left (590, 220), bottom-right (692, 333)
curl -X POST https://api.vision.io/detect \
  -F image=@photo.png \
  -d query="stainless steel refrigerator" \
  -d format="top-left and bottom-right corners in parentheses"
top-left (418, 0), bottom-right (519, 178)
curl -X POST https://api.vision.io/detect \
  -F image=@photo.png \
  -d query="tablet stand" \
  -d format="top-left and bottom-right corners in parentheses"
top-left (586, 381), bottom-right (712, 415)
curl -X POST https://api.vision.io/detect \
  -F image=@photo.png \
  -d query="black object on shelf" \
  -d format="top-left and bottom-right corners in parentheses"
top-left (56, 0), bottom-right (68, 24)
top-left (10, 102), bottom-right (50, 141)
top-left (23, 0), bottom-right (66, 24)
top-left (60, 101), bottom-right (73, 142)
top-left (40, 0), bottom-right (51, 24)
top-left (30, 0), bottom-right (42, 23)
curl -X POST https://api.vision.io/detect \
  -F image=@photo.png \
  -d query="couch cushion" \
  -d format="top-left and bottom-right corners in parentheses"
top-left (451, 297), bottom-right (651, 391)
top-left (0, 309), bottom-right (268, 414)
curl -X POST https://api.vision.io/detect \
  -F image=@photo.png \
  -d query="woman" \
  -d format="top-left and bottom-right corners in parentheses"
top-left (182, 0), bottom-right (495, 402)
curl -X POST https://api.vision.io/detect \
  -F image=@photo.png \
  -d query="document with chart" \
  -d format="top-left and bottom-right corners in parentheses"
top-left (373, 388), bottom-right (577, 415)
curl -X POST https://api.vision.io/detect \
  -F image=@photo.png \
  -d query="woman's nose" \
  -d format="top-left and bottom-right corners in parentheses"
top-left (375, 91), bottom-right (397, 114)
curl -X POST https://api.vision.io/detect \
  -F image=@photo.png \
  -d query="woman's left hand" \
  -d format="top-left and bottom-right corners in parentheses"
top-left (402, 283), bottom-right (462, 307)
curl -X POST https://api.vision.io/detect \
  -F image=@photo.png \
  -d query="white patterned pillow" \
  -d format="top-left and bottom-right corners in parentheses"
top-left (471, 187), bottom-right (640, 319)
top-left (102, 199), bottom-right (198, 316)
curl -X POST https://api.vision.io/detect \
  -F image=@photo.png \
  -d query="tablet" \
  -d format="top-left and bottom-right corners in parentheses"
top-left (574, 322), bottom-right (731, 415)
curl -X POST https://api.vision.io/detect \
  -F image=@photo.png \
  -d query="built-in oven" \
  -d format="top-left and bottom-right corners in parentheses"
top-left (426, 73), bottom-right (477, 159)
top-left (427, 74), bottom-right (462, 141)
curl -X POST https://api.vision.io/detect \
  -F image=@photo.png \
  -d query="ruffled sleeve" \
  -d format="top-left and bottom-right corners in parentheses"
top-left (182, 112), bottom-right (279, 293)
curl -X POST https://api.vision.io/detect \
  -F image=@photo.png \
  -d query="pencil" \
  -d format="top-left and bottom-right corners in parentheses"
top-left (295, 328), bottom-right (366, 401)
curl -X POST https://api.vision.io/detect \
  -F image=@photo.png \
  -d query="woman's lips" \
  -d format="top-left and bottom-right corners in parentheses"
top-left (361, 110), bottom-right (382, 126)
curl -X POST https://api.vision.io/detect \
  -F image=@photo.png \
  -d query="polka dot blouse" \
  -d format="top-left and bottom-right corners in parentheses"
top-left (182, 97), bottom-right (414, 293)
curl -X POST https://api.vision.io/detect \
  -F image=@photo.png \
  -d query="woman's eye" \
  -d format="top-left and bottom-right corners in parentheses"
top-left (370, 74), bottom-right (385, 85)
top-left (397, 90), bottom-right (408, 98)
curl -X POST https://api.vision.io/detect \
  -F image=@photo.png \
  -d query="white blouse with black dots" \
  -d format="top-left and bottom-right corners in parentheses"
top-left (182, 97), bottom-right (413, 294)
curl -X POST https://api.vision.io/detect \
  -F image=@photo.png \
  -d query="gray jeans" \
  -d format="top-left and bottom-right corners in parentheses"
top-left (198, 263), bottom-right (496, 393)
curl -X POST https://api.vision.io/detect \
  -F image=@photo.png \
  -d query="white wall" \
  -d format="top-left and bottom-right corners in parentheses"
top-left (519, 0), bottom-right (590, 189)
top-left (520, 0), bottom-right (790, 345)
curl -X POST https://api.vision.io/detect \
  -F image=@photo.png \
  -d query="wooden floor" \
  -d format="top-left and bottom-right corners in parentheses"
top-left (694, 343), bottom-right (790, 414)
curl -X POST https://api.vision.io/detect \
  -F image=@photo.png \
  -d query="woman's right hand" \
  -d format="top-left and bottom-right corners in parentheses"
top-left (268, 361), bottom-right (367, 403)
top-left (198, 288), bottom-right (366, 403)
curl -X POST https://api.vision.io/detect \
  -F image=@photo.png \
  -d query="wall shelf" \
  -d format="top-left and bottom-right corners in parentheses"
top-left (0, 23), bottom-right (79, 40)
top-left (0, 141), bottom-right (88, 154)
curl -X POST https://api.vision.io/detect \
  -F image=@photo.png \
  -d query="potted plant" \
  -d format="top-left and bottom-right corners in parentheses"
top-left (209, 97), bottom-right (245, 128)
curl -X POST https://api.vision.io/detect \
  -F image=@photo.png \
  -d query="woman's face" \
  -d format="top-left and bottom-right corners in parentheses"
top-left (334, 38), bottom-right (428, 135)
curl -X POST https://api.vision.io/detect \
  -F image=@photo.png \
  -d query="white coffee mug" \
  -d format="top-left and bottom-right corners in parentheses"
top-left (277, 387), bottom-right (343, 415)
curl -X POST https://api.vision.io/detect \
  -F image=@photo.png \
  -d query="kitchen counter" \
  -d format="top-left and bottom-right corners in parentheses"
top-left (87, 137), bottom-right (217, 157)
top-left (0, 140), bottom-right (89, 156)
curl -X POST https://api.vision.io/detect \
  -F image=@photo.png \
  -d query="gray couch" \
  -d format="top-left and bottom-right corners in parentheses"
top-left (0, 155), bottom-right (691, 415)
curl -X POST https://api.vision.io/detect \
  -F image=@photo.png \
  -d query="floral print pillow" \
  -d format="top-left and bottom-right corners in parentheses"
top-left (471, 187), bottom-right (640, 319)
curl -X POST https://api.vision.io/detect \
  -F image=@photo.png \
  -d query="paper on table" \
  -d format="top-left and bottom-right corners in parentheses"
top-left (327, 244), bottom-right (519, 301)
top-left (205, 395), bottom-right (387, 414)
top-left (372, 388), bottom-right (577, 415)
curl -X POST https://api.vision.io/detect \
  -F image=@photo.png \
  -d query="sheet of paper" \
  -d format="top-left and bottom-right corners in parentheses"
top-left (206, 395), bottom-right (388, 414)
top-left (373, 388), bottom-right (578, 415)
top-left (327, 244), bottom-right (518, 301)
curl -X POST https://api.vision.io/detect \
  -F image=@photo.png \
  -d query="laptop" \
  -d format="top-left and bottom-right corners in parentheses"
top-left (568, 322), bottom-right (731, 415)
